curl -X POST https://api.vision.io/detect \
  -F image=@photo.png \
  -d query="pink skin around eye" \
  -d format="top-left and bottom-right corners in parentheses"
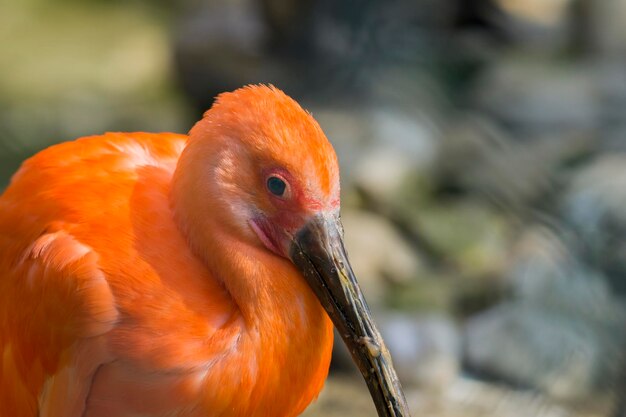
top-left (250, 168), bottom-right (338, 257)
top-left (249, 217), bottom-right (285, 257)
top-left (247, 169), bottom-right (298, 257)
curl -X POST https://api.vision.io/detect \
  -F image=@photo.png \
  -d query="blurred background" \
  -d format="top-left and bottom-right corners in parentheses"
top-left (1, 0), bottom-right (625, 415)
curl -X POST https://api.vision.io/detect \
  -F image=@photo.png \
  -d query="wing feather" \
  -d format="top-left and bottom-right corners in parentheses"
top-left (0, 228), bottom-right (118, 417)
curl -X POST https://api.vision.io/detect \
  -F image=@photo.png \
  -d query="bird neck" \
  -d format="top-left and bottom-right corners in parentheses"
top-left (182, 208), bottom-right (319, 328)
top-left (169, 129), bottom-right (334, 416)
top-left (171, 213), bottom-right (334, 415)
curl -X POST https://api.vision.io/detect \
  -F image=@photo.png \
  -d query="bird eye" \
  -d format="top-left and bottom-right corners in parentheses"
top-left (267, 176), bottom-right (287, 197)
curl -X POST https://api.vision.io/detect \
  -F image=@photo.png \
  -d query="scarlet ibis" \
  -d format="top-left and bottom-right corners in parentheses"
top-left (0, 85), bottom-right (410, 417)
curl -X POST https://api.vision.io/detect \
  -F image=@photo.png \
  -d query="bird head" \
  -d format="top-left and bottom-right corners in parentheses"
top-left (185, 85), bottom-right (340, 258)
top-left (175, 85), bottom-right (409, 417)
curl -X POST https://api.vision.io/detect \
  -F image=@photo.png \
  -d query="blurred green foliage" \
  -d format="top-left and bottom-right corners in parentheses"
top-left (0, 0), bottom-right (191, 187)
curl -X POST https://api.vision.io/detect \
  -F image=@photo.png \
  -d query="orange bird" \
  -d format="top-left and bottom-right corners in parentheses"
top-left (0, 85), bottom-right (409, 417)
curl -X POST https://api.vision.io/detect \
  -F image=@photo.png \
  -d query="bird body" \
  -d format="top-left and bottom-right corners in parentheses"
top-left (1, 131), bottom-right (332, 416)
top-left (0, 86), bottom-right (409, 417)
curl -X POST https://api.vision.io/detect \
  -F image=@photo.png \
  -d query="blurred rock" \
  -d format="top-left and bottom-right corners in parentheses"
top-left (465, 301), bottom-right (624, 400)
top-left (309, 106), bottom-right (377, 182)
top-left (413, 201), bottom-right (510, 278)
top-left (465, 226), bottom-right (626, 400)
top-left (490, 0), bottom-right (573, 50)
top-left (438, 377), bottom-right (584, 417)
top-left (470, 60), bottom-right (599, 134)
top-left (563, 155), bottom-right (626, 296)
top-left (173, 0), bottom-right (279, 111)
top-left (304, 374), bottom-right (601, 417)
top-left (601, 128), bottom-right (626, 153)
top-left (494, 0), bottom-right (573, 26)
top-left (353, 147), bottom-right (418, 203)
top-left (379, 313), bottom-right (461, 391)
top-left (342, 210), bottom-right (425, 304)
top-left (564, 155), bottom-right (626, 231)
top-left (370, 108), bottom-right (439, 167)
top-left (312, 103), bottom-right (439, 195)
top-left (594, 60), bottom-right (626, 128)
top-left (385, 273), bottom-right (459, 313)
top-left (301, 375), bottom-right (378, 417)
top-left (581, 0), bottom-right (626, 57)
top-left (283, 0), bottom-right (457, 96)
top-left (352, 108), bottom-right (438, 204)
top-left (174, 0), bottom-right (458, 104)
top-left (614, 359), bottom-right (626, 417)
top-left (438, 115), bottom-right (593, 209)
top-left (509, 227), bottom-right (625, 318)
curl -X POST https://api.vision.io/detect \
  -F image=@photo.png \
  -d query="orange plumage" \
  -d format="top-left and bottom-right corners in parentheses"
top-left (0, 86), bottom-right (337, 416)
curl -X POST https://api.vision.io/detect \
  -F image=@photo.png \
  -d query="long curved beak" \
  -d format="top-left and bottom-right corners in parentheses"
top-left (290, 213), bottom-right (411, 417)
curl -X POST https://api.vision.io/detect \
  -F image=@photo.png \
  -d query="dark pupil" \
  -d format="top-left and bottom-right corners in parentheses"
top-left (267, 177), bottom-right (286, 196)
